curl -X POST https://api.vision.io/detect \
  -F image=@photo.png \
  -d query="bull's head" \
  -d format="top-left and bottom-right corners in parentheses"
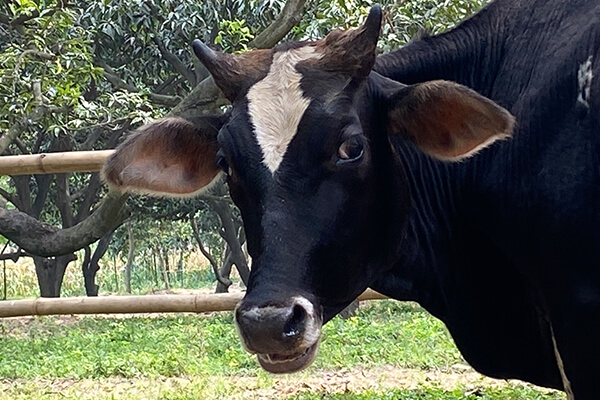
top-left (104, 6), bottom-right (513, 373)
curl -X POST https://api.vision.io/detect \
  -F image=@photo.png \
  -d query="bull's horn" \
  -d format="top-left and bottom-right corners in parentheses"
top-left (192, 40), bottom-right (272, 102)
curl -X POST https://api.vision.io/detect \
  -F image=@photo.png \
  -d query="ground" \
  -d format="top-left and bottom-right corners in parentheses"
top-left (0, 363), bottom-right (565, 399)
top-left (0, 300), bottom-right (566, 400)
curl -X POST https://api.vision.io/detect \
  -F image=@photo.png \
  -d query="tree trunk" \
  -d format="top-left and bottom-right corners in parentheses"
top-left (176, 249), bottom-right (183, 286)
top-left (190, 215), bottom-right (232, 289)
top-left (216, 247), bottom-right (234, 294)
top-left (81, 227), bottom-right (117, 296)
top-left (163, 248), bottom-right (170, 287)
top-left (151, 249), bottom-right (159, 286)
top-left (113, 255), bottom-right (119, 293)
top-left (34, 253), bottom-right (76, 297)
top-left (0, 191), bottom-right (129, 257)
top-left (209, 200), bottom-right (250, 286)
top-left (3, 260), bottom-right (6, 300)
top-left (158, 246), bottom-right (170, 291)
top-left (124, 221), bottom-right (134, 294)
top-left (82, 246), bottom-right (93, 295)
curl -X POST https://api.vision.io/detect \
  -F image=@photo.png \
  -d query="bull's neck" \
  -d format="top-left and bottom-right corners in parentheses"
top-left (372, 141), bottom-right (462, 319)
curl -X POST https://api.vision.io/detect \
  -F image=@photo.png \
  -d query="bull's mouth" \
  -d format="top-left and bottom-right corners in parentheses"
top-left (256, 341), bottom-right (319, 373)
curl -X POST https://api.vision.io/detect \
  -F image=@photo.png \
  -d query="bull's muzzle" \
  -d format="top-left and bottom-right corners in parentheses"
top-left (235, 296), bottom-right (322, 373)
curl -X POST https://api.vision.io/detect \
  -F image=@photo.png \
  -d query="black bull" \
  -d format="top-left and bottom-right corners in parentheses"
top-left (103, 1), bottom-right (600, 398)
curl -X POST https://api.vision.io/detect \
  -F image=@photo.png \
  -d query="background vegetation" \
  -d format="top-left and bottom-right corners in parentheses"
top-left (0, 0), bottom-right (487, 299)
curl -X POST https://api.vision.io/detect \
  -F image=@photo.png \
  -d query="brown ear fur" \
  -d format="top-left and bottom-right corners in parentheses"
top-left (315, 5), bottom-right (382, 79)
top-left (103, 117), bottom-right (221, 196)
top-left (388, 81), bottom-right (515, 160)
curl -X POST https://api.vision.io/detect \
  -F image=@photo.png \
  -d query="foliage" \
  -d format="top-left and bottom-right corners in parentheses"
top-left (295, 0), bottom-right (488, 52)
top-left (215, 19), bottom-right (255, 53)
top-left (0, 1), bottom-right (161, 153)
top-left (102, 218), bottom-right (223, 294)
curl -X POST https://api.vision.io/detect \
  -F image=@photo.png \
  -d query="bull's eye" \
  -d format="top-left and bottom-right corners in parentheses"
top-left (215, 150), bottom-right (232, 176)
top-left (337, 136), bottom-right (364, 164)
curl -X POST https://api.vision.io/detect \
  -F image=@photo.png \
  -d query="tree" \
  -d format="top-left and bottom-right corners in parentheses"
top-left (0, 0), bottom-right (487, 297)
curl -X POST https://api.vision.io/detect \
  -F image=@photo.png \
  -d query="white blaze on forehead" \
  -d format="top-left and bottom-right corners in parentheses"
top-left (247, 46), bottom-right (321, 173)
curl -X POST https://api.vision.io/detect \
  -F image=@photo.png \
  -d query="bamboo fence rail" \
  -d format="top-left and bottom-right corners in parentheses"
top-left (0, 150), bottom-right (113, 176)
top-left (0, 289), bottom-right (387, 318)
top-left (0, 152), bottom-right (388, 318)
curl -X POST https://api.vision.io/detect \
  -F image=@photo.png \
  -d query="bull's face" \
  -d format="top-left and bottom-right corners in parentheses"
top-left (103, 6), bottom-right (513, 374)
top-left (205, 35), bottom-right (388, 373)
top-left (218, 50), bottom-right (388, 374)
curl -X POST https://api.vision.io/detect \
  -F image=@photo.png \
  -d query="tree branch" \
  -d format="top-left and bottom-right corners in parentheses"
top-left (190, 215), bottom-right (231, 288)
top-left (10, 9), bottom-right (40, 27)
top-left (0, 104), bottom-right (43, 157)
top-left (154, 75), bottom-right (177, 94)
top-left (208, 200), bottom-right (249, 285)
top-left (70, 116), bottom-right (130, 133)
top-left (168, 75), bottom-right (227, 118)
top-left (96, 58), bottom-right (181, 107)
top-left (248, 0), bottom-right (307, 49)
top-left (0, 187), bottom-right (20, 209)
top-left (13, 51), bottom-right (56, 79)
top-left (0, 251), bottom-right (34, 262)
top-left (0, 81), bottom-right (70, 156)
top-left (12, 175), bottom-right (31, 214)
top-left (31, 174), bottom-right (52, 219)
top-left (0, 191), bottom-right (130, 257)
top-left (73, 173), bottom-right (102, 224)
top-left (55, 173), bottom-right (74, 228)
top-left (13, 137), bottom-right (29, 154)
top-left (151, 34), bottom-right (196, 85)
top-left (0, 13), bottom-right (11, 25)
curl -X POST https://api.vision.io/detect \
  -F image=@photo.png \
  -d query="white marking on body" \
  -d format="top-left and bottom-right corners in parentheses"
top-left (550, 326), bottom-right (575, 400)
top-left (247, 46), bottom-right (321, 173)
top-left (290, 296), bottom-right (321, 349)
top-left (577, 56), bottom-right (593, 108)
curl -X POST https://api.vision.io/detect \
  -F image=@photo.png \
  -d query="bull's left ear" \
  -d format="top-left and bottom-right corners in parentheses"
top-left (385, 80), bottom-right (515, 160)
top-left (102, 115), bottom-right (225, 197)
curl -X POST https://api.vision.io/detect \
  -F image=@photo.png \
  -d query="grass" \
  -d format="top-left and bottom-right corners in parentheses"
top-left (0, 300), bottom-right (565, 399)
top-left (290, 386), bottom-right (565, 400)
top-left (0, 302), bottom-right (459, 379)
top-left (0, 377), bottom-right (565, 400)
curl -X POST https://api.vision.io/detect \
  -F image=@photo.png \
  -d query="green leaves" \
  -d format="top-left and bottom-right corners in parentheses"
top-left (295, 0), bottom-right (487, 52)
top-left (214, 19), bottom-right (255, 53)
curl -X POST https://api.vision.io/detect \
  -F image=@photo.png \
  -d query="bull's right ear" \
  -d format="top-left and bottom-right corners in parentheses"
top-left (102, 115), bottom-right (226, 197)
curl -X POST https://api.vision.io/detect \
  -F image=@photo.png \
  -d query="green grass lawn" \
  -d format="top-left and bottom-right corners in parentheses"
top-left (0, 300), bottom-right (565, 399)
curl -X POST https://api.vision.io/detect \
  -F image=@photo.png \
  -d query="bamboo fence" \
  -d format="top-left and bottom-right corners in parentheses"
top-left (0, 152), bottom-right (388, 318)
top-left (0, 289), bottom-right (387, 318)
top-left (0, 150), bottom-right (113, 176)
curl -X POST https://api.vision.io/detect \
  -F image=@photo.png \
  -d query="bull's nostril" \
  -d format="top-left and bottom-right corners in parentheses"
top-left (283, 303), bottom-right (306, 338)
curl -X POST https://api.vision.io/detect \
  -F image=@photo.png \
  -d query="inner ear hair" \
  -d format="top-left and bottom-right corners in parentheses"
top-left (103, 116), bottom-right (221, 196)
top-left (388, 80), bottom-right (515, 160)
